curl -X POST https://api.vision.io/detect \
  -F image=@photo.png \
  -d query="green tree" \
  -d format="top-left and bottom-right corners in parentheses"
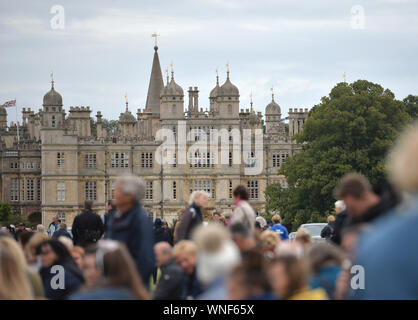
top-left (268, 80), bottom-right (411, 231)
top-left (101, 119), bottom-right (119, 135)
top-left (403, 94), bottom-right (418, 119)
top-left (0, 201), bottom-right (29, 226)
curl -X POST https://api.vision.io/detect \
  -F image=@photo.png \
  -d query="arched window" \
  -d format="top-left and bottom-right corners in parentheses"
top-left (172, 104), bottom-right (176, 114)
top-left (51, 115), bottom-right (56, 128)
top-left (228, 104), bottom-right (232, 114)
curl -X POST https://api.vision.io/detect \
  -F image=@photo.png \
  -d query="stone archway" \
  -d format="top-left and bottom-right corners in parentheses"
top-left (27, 211), bottom-right (42, 225)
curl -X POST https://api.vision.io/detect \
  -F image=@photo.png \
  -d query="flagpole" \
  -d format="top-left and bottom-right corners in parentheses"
top-left (15, 98), bottom-right (20, 148)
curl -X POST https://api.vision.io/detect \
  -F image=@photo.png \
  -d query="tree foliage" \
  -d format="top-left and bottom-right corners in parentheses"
top-left (403, 94), bottom-right (418, 119)
top-left (266, 80), bottom-right (411, 231)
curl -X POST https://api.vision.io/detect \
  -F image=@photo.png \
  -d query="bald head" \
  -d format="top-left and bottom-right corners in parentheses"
top-left (154, 242), bottom-right (173, 268)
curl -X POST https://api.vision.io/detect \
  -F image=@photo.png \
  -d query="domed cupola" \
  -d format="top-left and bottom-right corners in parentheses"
top-left (265, 90), bottom-right (281, 115)
top-left (161, 69), bottom-right (183, 97)
top-left (219, 68), bottom-right (239, 97)
top-left (210, 71), bottom-right (220, 99)
top-left (119, 99), bottom-right (136, 124)
top-left (43, 78), bottom-right (63, 107)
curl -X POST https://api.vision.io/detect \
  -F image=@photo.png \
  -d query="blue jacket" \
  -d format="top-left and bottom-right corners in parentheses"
top-left (269, 223), bottom-right (289, 240)
top-left (105, 204), bottom-right (155, 286)
top-left (352, 200), bottom-right (418, 300)
top-left (310, 265), bottom-right (341, 299)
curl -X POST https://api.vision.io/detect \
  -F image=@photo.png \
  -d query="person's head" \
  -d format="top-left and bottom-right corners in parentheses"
top-left (17, 230), bottom-right (33, 249)
top-left (388, 121), bottom-right (418, 193)
top-left (227, 249), bottom-right (270, 300)
top-left (36, 224), bottom-right (45, 233)
top-left (189, 190), bottom-right (209, 208)
top-left (71, 246), bottom-right (85, 270)
top-left (232, 185), bottom-right (249, 201)
top-left (260, 230), bottom-right (280, 254)
top-left (83, 240), bottom-right (149, 299)
top-left (334, 200), bottom-right (346, 214)
top-left (212, 210), bottom-right (221, 222)
top-left (334, 173), bottom-right (379, 218)
top-left (154, 218), bottom-right (163, 228)
top-left (58, 236), bottom-right (73, 251)
top-left (230, 223), bottom-right (256, 252)
top-left (106, 200), bottom-right (116, 212)
top-left (17, 223), bottom-right (26, 231)
top-left (0, 237), bottom-right (33, 299)
top-left (114, 175), bottom-right (146, 213)
top-left (154, 242), bottom-right (173, 268)
top-left (192, 224), bottom-right (241, 285)
top-left (173, 240), bottom-right (198, 275)
top-left (24, 232), bottom-right (49, 264)
top-left (52, 216), bottom-right (58, 223)
top-left (307, 242), bottom-right (343, 275)
top-left (271, 214), bottom-right (282, 225)
top-left (36, 239), bottom-right (71, 268)
top-left (327, 215), bottom-right (336, 223)
top-left (255, 216), bottom-right (267, 229)
top-left (268, 253), bottom-right (309, 299)
top-left (59, 223), bottom-right (67, 230)
top-left (295, 228), bottom-right (313, 248)
top-left (84, 200), bottom-right (93, 211)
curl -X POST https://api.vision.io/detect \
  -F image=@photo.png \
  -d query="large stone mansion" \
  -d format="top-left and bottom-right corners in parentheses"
top-left (0, 44), bottom-right (309, 226)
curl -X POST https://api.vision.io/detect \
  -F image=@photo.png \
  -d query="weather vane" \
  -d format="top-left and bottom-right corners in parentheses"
top-left (151, 33), bottom-right (160, 46)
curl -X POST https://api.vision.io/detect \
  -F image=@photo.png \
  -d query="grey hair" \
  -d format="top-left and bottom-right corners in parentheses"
top-left (115, 175), bottom-right (146, 204)
top-left (335, 200), bottom-right (346, 211)
top-left (188, 190), bottom-right (210, 206)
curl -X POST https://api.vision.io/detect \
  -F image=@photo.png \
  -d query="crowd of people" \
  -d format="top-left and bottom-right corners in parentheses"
top-left (0, 122), bottom-right (417, 300)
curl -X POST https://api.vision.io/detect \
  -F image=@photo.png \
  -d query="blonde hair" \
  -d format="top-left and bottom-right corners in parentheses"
top-left (260, 230), bottom-right (280, 251)
top-left (272, 214), bottom-right (282, 224)
top-left (24, 232), bottom-right (49, 264)
top-left (295, 228), bottom-right (313, 245)
top-left (388, 122), bottom-right (418, 192)
top-left (327, 215), bottom-right (335, 223)
top-left (0, 236), bottom-right (34, 299)
top-left (173, 240), bottom-right (198, 259)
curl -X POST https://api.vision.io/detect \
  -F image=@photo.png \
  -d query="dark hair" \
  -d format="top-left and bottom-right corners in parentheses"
top-left (107, 200), bottom-right (116, 210)
top-left (233, 185), bottom-right (249, 201)
top-left (18, 230), bottom-right (34, 247)
top-left (230, 249), bottom-right (270, 295)
top-left (334, 172), bottom-right (372, 199)
top-left (84, 200), bottom-right (93, 211)
top-left (230, 223), bottom-right (252, 238)
top-left (269, 254), bottom-right (308, 299)
top-left (36, 239), bottom-right (72, 264)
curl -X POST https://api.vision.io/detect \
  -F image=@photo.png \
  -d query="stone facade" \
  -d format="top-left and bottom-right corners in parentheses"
top-left (0, 45), bottom-right (309, 226)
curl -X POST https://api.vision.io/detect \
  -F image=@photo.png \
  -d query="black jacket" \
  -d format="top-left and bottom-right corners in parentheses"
top-left (72, 210), bottom-right (104, 247)
top-left (176, 203), bottom-right (203, 242)
top-left (153, 260), bottom-right (185, 300)
top-left (39, 257), bottom-right (84, 300)
top-left (105, 204), bottom-right (155, 286)
top-left (321, 221), bottom-right (335, 239)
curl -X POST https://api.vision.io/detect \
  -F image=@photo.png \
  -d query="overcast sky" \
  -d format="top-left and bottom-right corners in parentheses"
top-left (1, 0), bottom-right (417, 123)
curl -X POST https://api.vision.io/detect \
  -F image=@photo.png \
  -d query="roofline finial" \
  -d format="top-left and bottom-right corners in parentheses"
top-left (250, 92), bottom-right (253, 112)
top-left (165, 68), bottom-right (169, 85)
top-left (50, 72), bottom-right (54, 89)
top-left (170, 62), bottom-right (174, 80)
top-left (124, 93), bottom-right (128, 112)
top-left (270, 87), bottom-right (274, 101)
top-left (216, 68), bottom-right (219, 86)
top-left (226, 63), bottom-right (230, 79)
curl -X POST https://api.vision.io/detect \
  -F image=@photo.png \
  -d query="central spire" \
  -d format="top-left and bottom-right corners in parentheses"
top-left (145, 44), bottom-right (164, 115)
